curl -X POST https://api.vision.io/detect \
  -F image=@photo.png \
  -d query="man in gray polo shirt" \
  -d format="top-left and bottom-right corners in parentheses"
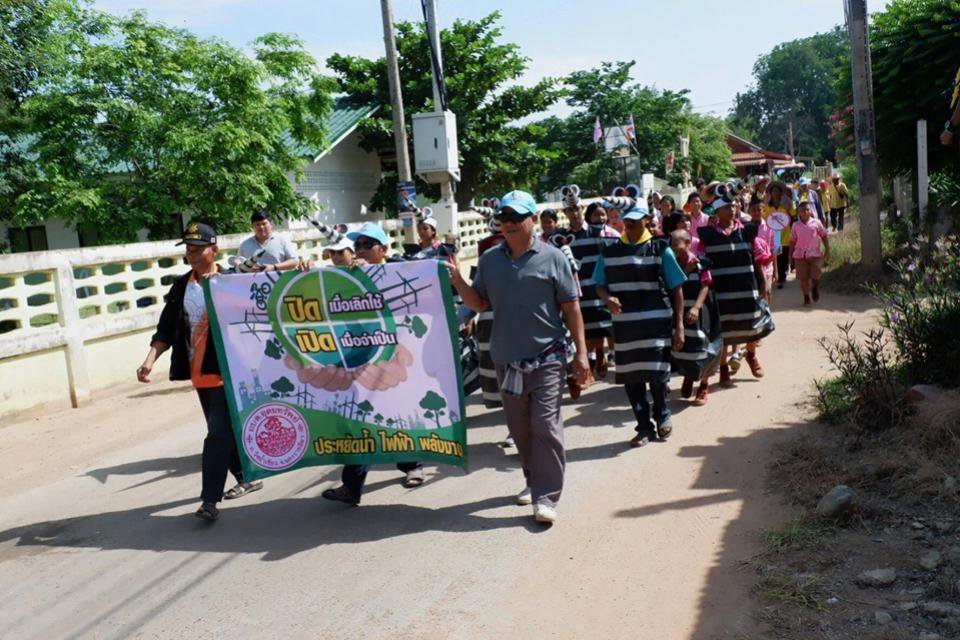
top-left (237, 210), bottom-right (300, 272)
top-left (449, 190), bottom-right (589, 525)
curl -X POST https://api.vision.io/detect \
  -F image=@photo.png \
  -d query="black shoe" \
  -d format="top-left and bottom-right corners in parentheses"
top-left (322, 485), bottom-right (361, 505)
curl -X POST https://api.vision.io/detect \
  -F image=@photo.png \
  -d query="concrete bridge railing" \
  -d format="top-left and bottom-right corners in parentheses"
top-left (0, 212), bottom-right (493, 419)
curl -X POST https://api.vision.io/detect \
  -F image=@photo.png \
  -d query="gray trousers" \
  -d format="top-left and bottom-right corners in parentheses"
top-left (495, 360), bottom-right (566, 507)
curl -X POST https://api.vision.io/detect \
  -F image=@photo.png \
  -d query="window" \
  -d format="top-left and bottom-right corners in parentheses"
top-left (9, 225), bottom-right (49, 253)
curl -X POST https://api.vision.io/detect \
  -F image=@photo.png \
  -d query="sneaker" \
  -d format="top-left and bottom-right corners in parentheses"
top-left (500, 435), bottom-right (515, 448)
top-left (680, 377), bottom-right (694, 399)
top-left (693, 382), bottom-right (709, 406)
top-left (516, 487), bottom-right (532, 506)
top-left (533, 504), bottom-right (557, 524)
top-left (728, 350), bottom-right (743, 374)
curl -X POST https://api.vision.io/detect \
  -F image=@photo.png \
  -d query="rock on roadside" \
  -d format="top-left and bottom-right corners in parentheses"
top-left (857, 568), bottom-right (897, 587)
top-left (817, 485), bottom-right (856, 519)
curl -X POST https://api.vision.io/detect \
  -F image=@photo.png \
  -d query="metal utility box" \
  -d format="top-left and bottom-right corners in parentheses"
top-left (412, 111), bottom-right (460, 183)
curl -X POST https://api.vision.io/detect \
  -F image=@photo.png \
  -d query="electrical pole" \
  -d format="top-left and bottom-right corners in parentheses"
top-left (380, 0), bottom-right (415, 242)
top-left (846, 0), bottom-right (883, 272)
top-left (422, 0), bottom-right (459, 236)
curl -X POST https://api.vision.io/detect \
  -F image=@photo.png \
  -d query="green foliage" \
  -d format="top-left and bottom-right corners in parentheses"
top-left (873, 236), bottom-right (960, 387)
top-left (539, 61), bottom-right (732, 192)
top-left (835, 0), bottom-right (960, 177)
top-left (264, 337), bottom-right (284, 360)
top-left (1, 1), bottom-right (335, 241)
top-left (326, 12), bottom-right (560, 210)
top-left (764, 516), bottom-right (837, 553)
top-left (817, 322), bottom-right (908, 431)
top-left (729, 28), bottom-right (848, 163)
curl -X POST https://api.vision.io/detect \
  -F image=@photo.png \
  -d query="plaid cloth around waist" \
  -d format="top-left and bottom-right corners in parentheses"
top-left (500, 336), bottom-right (568, 396)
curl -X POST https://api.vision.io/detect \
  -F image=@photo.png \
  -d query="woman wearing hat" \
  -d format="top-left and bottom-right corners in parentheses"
top-left (697, 198), bottom-right (775, 386)
top-left (763, 180), bottom-right (795, 289)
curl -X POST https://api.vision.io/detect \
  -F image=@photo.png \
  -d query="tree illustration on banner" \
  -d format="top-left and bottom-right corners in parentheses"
top-left (398, 316), bottom-right (429, 338)
top-left (419, 391), bottom-right (447, 429)
top-left (356, 400), bottom-right (374, 423)
top-left (373, 413), bottom-right (384, 426)
top-left (270, 376), bottom-right (295, 398)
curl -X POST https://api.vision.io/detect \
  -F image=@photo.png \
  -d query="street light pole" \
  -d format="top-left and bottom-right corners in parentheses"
top-left (380, 0), bottom-right (415, 242)
top-left (845, 0), bottom-right (883, 272)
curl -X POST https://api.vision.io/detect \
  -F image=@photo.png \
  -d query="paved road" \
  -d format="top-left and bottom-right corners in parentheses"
top-left (0, 292), bottom-right (877, 640)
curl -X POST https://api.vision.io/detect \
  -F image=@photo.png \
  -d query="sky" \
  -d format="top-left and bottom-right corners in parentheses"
top-left (91, 0), bottom-right (867, 121)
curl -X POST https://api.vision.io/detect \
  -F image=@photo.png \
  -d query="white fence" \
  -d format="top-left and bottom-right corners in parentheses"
top-left (0, 212), bottom-right (493, 419)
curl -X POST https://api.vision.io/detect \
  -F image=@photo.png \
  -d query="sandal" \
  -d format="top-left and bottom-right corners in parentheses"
top-left (321, 485), bottom-right (360, 505)
top-left (745, 352), bottom-right (765, 378)
top-left (657, 422), bottom-right (673, 440)
top-left (629, 432), bottom-right (652, 448)
top-left (693, 382), bottom-right (709, 406)
top-left (223, 481), bottom-right (263, 500)
top-left (194, 501), bottom-right (219, 521)
top-left (402, 468), bottom-right (425, 488)
top-left (719, 364), bottom-right (735, 388)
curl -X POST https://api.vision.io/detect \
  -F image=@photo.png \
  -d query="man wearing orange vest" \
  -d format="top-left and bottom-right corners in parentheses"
top-left (137, 222), bottom-right (261, 521)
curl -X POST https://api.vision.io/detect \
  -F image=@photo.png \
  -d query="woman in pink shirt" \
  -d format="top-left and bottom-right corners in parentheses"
top-left (686, 192), bottom-right (710, 235)
top-left (790, 201), bottom-right (830, 305)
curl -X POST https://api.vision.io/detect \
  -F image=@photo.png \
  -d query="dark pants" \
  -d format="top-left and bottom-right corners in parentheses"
top-left (341, 462), bottom-right (422, 497)
top-left (625, 380), bottom-right (670, 432)
top-left (830, 207), bottom-right (846, 231)
top-left (197, 386), bottom-right (243, 504)
top-left (776, 251), bottom-right (791, 285)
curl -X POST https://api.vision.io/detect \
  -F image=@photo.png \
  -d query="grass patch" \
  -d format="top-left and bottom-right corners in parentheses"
top-left (752, 569), bottom-right (825, 610)
top-left (820, 212), bottom-right (909, 293)
top-left (764, 516), bottom-right (837, 554)
top-left (814, 376), bottom-right (856, 424)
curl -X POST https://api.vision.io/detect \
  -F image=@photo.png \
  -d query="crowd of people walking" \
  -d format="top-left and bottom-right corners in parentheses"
top-left (137, 171), bottom-right (846, 525)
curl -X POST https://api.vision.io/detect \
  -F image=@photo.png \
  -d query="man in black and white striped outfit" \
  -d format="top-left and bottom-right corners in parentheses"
top-left (595, 205), bottom-right (687, 447)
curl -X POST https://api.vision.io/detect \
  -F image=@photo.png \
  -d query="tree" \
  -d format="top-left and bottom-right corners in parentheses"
top-left (373, 413), bottom-right (384, 426)
top-left (728, 28), bottom-right (848, 163)
top-left (326, 11), bottom-right (561, 210)
top-left (270, 376), bottom-right (295, 398)
top-left (355, 399), bottom-right (374, 423)
top-left (2, 3), bottom-right (335, 241)
top-left (418, 390), bottom-right (447, 429)
top-left (834, 0), bottom-right (960, 178)
top-left (538, 61), bottom-right (733, 193)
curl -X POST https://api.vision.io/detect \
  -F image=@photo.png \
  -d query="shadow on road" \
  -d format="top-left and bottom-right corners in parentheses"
top-left (86, 454), bottom-right (201, 490)
top-left (0, 494), bottom-right (547, 563)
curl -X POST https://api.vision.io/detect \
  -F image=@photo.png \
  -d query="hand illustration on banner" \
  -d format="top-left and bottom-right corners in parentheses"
top-left (285, 344), bottom-right (413, 391)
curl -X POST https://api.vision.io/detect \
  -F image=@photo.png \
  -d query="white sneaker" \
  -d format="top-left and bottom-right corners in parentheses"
top-left (516, 487), bottom-right (532, 506)
top-left (533, 504), bottom-right (557, 524)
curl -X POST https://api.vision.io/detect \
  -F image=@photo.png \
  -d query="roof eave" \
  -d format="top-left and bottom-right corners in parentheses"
top-left (312, 104), bottom-right (380, 163)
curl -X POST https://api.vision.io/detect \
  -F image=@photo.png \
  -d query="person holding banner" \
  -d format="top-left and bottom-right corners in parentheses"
top-left (448, 190), bottom-right (590, 525)
top-left (321, 222), bottom-right (425, 505)
top-left (136, 222), bottom-right (261, 522)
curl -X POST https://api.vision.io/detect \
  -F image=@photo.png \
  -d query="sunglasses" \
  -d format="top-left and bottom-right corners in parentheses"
top-left (354, 239), bottom-right (382, 250)
top-left (495, 210), bottom-right (530, 224)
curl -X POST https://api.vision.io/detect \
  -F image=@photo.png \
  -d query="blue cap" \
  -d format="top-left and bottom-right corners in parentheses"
top-left (798, 177), bottom-right (811, 186)
top-left (498, 190), bottom-right (537, 215)
top-left (347, 222), bottom-right (390, 246)
top-left (622, 204), bottom-right (652, 221)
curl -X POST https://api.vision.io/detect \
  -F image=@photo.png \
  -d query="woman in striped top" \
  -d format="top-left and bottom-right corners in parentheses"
top-left (697, 197), bottom-right (775, 387)
top-left (568, 202), bottom-right (616, 378)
